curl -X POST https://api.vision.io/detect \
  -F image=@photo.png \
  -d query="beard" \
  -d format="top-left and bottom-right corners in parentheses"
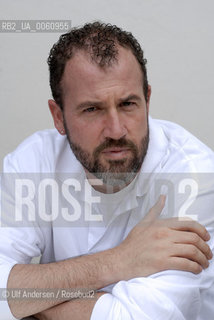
top-left (64, 120), bottom-right (149, 188)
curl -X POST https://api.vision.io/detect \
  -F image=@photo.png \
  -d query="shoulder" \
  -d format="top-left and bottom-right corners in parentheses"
top-left (148, 118), bottom-right (214, 172)
top-left (2, 129), bottom-right (79, 173)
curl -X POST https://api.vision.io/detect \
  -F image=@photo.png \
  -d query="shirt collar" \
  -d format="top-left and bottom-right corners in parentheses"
top-left (135, 116), bottom-right (169, 197)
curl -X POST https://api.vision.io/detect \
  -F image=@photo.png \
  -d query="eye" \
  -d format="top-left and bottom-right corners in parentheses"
top-left (121, 101), bottom-right (136, 108)
top-left (83, 106), bottom-right (97, 113)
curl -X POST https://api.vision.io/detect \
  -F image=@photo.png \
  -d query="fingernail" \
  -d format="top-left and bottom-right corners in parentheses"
top-left (205, 232), bottom-right (211, 241)
top-left (208, 251), bottom-right (213, 260)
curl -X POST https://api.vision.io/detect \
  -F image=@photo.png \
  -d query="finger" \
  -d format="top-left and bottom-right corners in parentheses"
top-left (143, 195), bottom-right (166, 223)
top-left (165, 218), bottom-right (210, 242)
top-left (168, 257), bottom-right (203, 274)
top-left (171, 243), bottom-right (209, 270)
top-left (170, 230), bottom-right (213, 260)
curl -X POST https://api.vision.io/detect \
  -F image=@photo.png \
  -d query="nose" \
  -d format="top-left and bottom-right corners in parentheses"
top-left (103, 109), bottom-right (127, 140)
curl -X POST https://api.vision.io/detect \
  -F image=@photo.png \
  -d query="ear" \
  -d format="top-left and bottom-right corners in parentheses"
top-left (146, 85), bottom-right (151, 114)
top-left (48, 99), bottom-right (65, 135)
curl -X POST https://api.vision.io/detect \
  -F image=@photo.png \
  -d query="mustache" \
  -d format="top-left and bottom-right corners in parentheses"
top-left (94, 138), bottom-right (137, 156)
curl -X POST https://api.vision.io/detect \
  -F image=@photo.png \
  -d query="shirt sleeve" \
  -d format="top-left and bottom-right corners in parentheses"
top-left (91, 243), bottom-right (214, 320)
top-left (0, 155), bottom-right (45, 320)
top-left (0, 227), bottom-right (45, 320)
top-left (91, 171), bottom-right (214, 320)
top-left (0, 263), bottom-right (17, 320)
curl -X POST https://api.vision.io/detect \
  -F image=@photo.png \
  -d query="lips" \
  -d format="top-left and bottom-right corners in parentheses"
top-left (101, 148), bottom-right (131, 159)
top-left (102, 147), bottom-right (130, 153)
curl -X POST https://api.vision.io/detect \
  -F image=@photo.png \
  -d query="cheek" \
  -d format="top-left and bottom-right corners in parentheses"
top-left (127, 113), bottom-right (148, 140)
top-left (68, 119), bottom-right (101, 149)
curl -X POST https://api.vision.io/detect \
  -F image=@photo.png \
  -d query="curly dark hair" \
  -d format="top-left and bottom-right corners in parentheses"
top-left (47, 21), bottom-right (148, 109)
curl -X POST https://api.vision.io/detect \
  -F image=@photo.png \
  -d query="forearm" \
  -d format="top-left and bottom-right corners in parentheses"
top-left (7, 249), bottom-right (118, 319)
top-left (34, 292), bottom-right (106, 320)
top-left (6, 198), bottom-right (212, 319)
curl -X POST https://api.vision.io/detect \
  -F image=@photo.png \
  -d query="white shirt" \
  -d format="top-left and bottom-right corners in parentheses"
top-left (0, 117), bottom-right (214, 320)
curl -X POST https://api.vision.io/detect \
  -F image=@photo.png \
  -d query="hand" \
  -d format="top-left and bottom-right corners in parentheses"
top-left (115, 195), bottom-right (213, 280)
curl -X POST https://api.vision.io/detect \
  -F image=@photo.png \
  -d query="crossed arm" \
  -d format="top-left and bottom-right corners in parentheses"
top-left (7, 197), bottom-right (212, 319)
top-left (34, 293), bottom-right (105, 320)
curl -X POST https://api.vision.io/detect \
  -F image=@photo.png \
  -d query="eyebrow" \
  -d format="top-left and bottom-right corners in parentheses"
top-left (76, 94), bottom-right (142, 111)
top-left (76, 101), bottom-right (103, 111)
top-left (119, 94), bottom-right (142, 104)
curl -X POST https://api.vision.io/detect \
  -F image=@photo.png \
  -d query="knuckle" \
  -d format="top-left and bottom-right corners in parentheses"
top-left (188, 220), bottom-right (198, 230)
top-left (191, 263), bottom-right (202, 274)
top-left (190, 233), bottom-right (200, 244)
top-left (185, 260), bottom-right (201, 274)
top-left (203, 243), bottom-right (210, 255)
top-left (155, 227), bottom-right (169, 240)
top-left (191, 220), bottom-right (198, 226)
top-left (189, 245), bottom-right (198, 256)
top-left (200, 228), bottom-right (207, 239)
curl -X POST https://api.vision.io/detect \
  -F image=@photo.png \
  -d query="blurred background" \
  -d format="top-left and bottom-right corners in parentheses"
top-left (1, 0), bottom-right (214, 169)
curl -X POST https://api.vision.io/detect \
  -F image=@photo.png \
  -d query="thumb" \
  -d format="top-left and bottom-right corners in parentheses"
top-left (143, 195), bottom-right (166, 223)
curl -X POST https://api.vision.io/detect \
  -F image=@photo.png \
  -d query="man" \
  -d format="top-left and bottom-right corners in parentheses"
top-left (0, 21), bottom-right (214, 319)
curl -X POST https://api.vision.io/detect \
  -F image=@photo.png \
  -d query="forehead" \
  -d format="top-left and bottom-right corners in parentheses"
top-left (61, 46), bottom-right (144, 102)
